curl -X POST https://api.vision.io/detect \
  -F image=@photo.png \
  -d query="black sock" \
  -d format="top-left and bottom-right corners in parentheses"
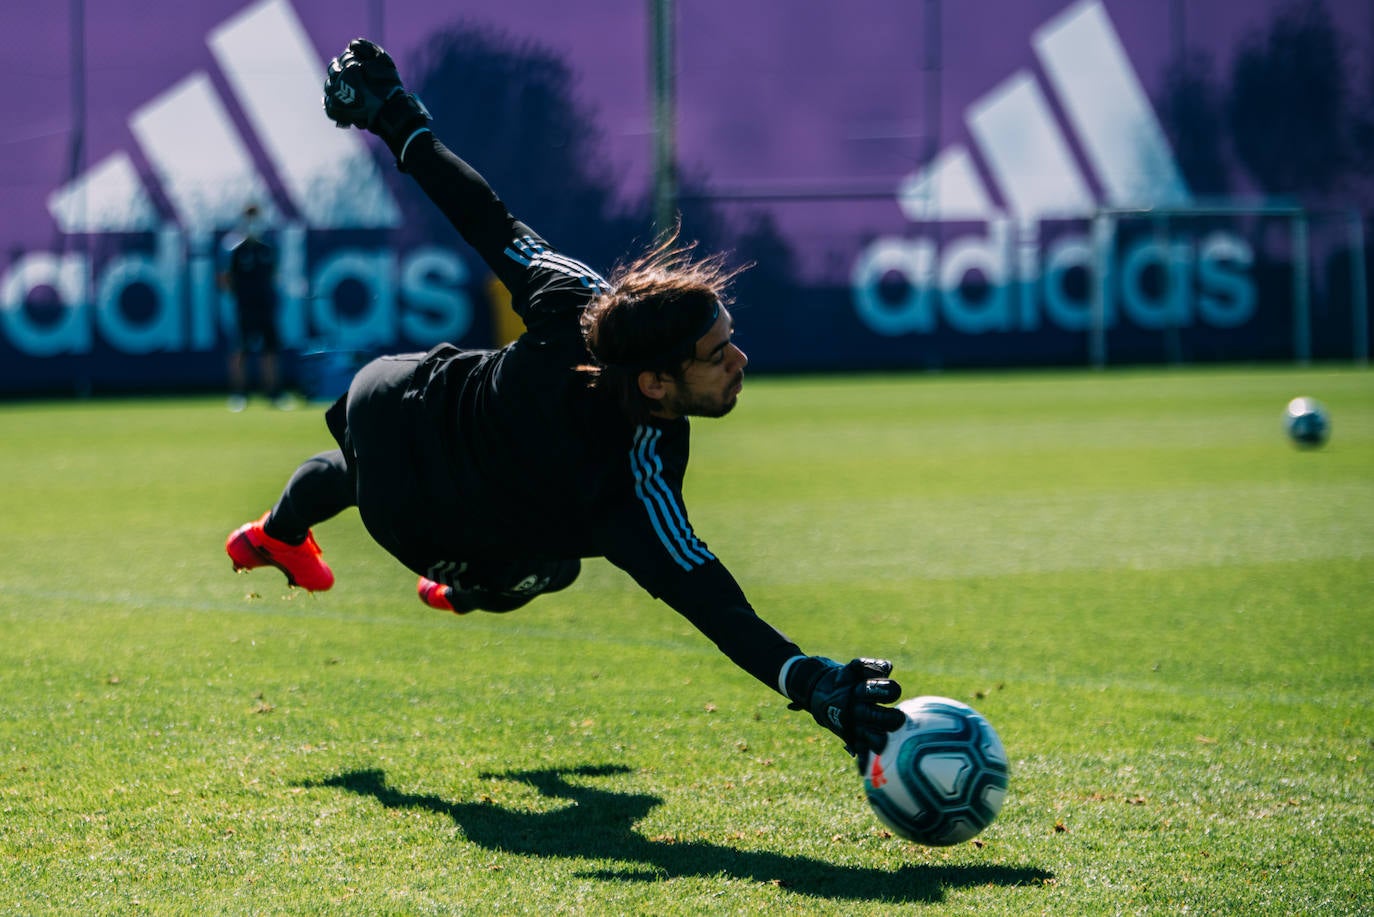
top-left (261, 515), bottom-right (307, 545)
top-left (265, 450), bottom-right (355, 544)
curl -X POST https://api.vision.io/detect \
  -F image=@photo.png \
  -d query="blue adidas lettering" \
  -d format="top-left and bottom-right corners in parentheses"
top-left (851, 0), bottom-right (1256, 338)
top-left (9, 0), bottom-right (470, 358)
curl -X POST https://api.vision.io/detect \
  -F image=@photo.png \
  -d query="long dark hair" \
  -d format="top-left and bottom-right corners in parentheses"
top-left (580, 230), bottom-right (746, 422)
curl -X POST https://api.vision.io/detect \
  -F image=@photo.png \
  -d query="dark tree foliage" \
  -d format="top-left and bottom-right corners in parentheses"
top-left (1226, 1), bottom-right (1353, 195)
top-left (1159, 51), bottom-right (1232, 198)
top-left (407, 23), bottom-right (647, 271)
top-left (402, 22), bottom-right (800, 304)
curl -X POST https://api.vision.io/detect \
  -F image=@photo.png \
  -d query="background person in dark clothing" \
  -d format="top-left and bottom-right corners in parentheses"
top-left (221, 204), bottom-right (287, 411)
top-left (224, 39), bottom-right (904, 765)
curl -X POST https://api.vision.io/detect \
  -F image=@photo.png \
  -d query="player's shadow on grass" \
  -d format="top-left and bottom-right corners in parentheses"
top-left (303, 765), bottom-right (1052, 903)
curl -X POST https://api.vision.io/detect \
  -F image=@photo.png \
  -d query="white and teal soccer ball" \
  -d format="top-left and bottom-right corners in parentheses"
top-left (862, 696), bottom-right (1009, 846)
top-left (1284, 397), bottom-right (1330, 448)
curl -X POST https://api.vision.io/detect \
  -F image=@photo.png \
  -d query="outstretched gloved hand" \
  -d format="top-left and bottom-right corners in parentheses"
top-left (786, 656), bottom-right (905, 758)
top-left (323, 38), bottom-right (431, 162)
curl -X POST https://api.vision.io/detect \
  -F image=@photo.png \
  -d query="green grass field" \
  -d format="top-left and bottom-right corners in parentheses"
top-left (1, 365), bottom-right (1370, 915)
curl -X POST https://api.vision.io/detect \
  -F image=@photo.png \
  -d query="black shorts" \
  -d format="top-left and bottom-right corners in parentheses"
top-left (328, 352), bottom-right (576, 596)
top-left (232, 311), bottom-right (280, 352)
top-left (328, 352), bottom-right (433, 567)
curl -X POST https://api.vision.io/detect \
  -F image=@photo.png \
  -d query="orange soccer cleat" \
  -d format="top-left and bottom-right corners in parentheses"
top-left (226, 513), bottom-right (334, 592)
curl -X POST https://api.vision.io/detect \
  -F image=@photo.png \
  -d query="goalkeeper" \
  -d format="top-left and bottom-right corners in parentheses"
top-left (225, 39), bottom-right (904, 760)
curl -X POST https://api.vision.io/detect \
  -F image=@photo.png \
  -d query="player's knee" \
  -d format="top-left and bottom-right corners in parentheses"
top-left (538, 559), bottom-right (581, 595)
top-left (457, 559), bottom-right (581, 613)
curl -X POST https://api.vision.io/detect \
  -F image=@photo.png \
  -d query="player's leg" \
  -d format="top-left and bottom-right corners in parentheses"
top-left (225, 354), bottom-right (361, 590)
top-left (227, 346), bottom-right (248, 411)
top-left (228, 305), bottom-right (260, 410)
top-left (261, 351), bottom-right (282, 405)
top-left (258, 319), bottom-right (287, 408)
top-left (267, 450), bottom-right (355, 539)
top-left (226, 450), bottom-right (350, 592)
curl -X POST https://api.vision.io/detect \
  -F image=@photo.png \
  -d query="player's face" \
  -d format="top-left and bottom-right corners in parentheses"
top-left (658, 308), bottom-right (748, 419)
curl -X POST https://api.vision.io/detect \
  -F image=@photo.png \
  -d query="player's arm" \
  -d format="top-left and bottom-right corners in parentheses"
top-left (599, 465), bottom-right (904, 757)
top-left (320, 38), bottom-right (545, 299)
top-left (611, 546), bottom-right (905, 757)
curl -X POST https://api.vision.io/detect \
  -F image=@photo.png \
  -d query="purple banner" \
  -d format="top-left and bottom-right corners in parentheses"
top-left (2, 0), bottom-right (1371, 393)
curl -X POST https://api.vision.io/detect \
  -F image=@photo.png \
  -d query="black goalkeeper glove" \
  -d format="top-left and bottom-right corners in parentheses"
top-left (323, 39), bottom-right (431, 164)
top-left (786, 656), bottom-right (905, 758)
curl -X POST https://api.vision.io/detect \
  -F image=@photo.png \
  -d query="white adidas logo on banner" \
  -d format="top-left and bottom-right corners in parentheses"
top-left (899, 0), bottom-right (1189, 222)
top-left (906, 0), bottom-right (1187, 222)
top-left (3, 0), bottom-right (476, 360)
top-left (852, 0), bottom-right (1256, 339)
top-left (47, 0), bottom-right (398, 233)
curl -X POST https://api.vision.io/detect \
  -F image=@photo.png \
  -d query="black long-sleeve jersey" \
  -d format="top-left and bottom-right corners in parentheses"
top-left (394, 134), bottom-right (802, 692)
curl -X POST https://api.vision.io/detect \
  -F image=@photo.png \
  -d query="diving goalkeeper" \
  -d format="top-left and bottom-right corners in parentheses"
top-left (225, 39), bottom-right (904, 760)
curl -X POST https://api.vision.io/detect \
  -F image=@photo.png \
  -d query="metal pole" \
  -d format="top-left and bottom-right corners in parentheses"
top-left (924, 0), bottom-right (942, 167)
top-left (67, 0), bottom-right (89, 395)
top-left (1170, 0), bottom-right (1186, 57)
top-left (650, 0), bottom-right (677, 233)
top-left (1292, 212), bottom-right (1310, 365)
top-left (65, 0), bottom-right (87, 243)
top-left (1090, 212), bottom-right (1114, 369)
top-left (917, 0), bottom-right (942, 228)
top-left (1155, 212), bottom-right (1182, 364)
top-left (1350, 211), bottom-right (1369, 366)
top-left (370, 0), bottom-right (384, 43)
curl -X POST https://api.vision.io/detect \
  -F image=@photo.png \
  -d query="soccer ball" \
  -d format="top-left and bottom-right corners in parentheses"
top-left (1283, 397), bottom-right (1330, 448)
top-left (862, 696), bottom-right (1009, 846)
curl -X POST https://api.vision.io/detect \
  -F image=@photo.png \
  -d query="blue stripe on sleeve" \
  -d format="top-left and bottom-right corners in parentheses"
top-left (504, 236), bottom-right (609, 291)
top-left (630, 426), bottom-right (714, 571)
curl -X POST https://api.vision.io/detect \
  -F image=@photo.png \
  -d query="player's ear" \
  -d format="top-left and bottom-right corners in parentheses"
top-left (636, 369), bottom-right (669, 402)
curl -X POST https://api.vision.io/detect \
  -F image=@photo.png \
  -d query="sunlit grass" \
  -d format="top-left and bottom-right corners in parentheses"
top-left (1, 365), bottom-right (1370, 914)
